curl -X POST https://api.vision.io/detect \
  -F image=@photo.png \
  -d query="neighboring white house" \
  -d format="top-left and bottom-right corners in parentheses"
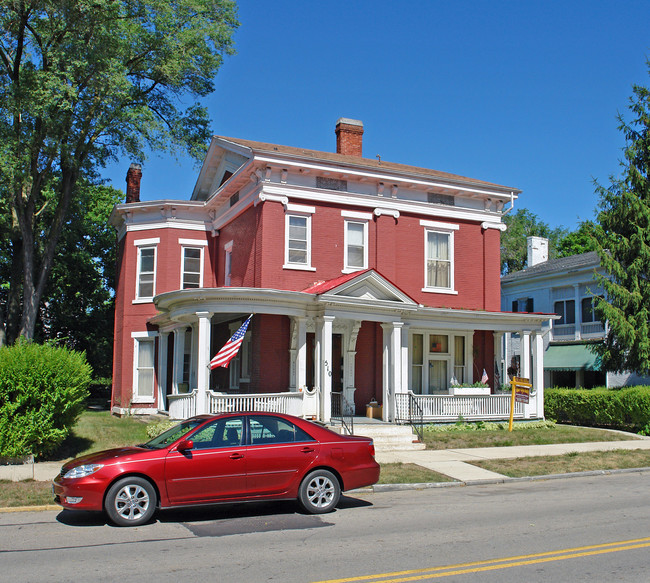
top-left (501, 236), bottom-right (650, 388)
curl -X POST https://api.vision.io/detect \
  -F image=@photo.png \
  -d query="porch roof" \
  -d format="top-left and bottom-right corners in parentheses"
top-left (150, 285), bottom-right (555, 333)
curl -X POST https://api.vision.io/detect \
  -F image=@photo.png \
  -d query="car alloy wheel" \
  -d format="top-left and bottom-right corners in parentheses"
top-left (298, 469), bottom-right (340, 514)
top-left (105, 477), bottom-right (157, 527)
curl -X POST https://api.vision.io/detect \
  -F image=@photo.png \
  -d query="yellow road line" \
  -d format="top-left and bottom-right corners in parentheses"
top-left (313, 536), bottom-right (650, 583)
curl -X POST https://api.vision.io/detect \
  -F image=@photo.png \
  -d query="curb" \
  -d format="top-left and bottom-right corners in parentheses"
top-left (4, 467), bottom-right (650, 514)
top-left (0, 504), bottom-right (60, 513)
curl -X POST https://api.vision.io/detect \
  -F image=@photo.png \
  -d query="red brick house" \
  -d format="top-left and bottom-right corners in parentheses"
top-left (110, 119), bottom-right (551, 422)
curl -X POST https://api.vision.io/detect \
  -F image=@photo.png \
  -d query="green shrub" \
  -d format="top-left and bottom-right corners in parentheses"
top-left (146, 420), bottom-right (177, 439)
top-left (545, 386), bottom-right (650, 433)
top-left (0, 341), bottom-right (91, 458)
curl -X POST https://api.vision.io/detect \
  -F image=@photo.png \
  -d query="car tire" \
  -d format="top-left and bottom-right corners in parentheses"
top-left (105, 477), bottom-right (157, 527)
top-left (298, 469), bottom-right (340, 514)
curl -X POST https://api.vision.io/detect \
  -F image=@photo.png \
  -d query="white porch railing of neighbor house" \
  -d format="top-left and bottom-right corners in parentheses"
top-left (168, 390), bottom-right (197, 420)
top-left (553, 324), bottom-right (576, 340)
top-left (207, 391), bottom-right (304, 417)
top-left (581, 321), bottom-right (605, 337)
top-left (394, 392), bottom-right (526, 423)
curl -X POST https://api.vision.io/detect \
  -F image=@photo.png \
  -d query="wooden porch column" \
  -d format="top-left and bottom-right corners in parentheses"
top-left (172, 327), bottom-right (185, 393)
top-left (344, 321), bottom-right (362, 414)
top-left (493, 332), bottom-right (504, 391)
top-left (158, 332), bottom-right (169, 411)
top-left (521, 330), bottom-right (531, 380)
top-left (381, 322), bottom-right (403, 422)
top-left (195, 312), bottom-right (211, 415)
top-left (531, 331), bottom-right (544, 418)
top-left (318, 316), bottom-right (334, 423)
top-left (295, 317), bottom-right (307, 392)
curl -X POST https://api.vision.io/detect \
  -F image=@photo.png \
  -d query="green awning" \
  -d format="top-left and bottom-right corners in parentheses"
top-left (544, 344), bottom-right (600, 371)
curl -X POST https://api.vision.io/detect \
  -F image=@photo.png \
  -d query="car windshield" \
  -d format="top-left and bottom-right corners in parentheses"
top-left (142, 419), bottom-right (205, 449)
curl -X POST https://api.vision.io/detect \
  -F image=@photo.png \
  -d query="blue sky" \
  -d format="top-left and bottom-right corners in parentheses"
top-left (102, 0), bottom-right (650, 230)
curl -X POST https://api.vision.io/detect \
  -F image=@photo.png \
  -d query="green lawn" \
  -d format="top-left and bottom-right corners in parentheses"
top-left (422, 423), bottom-right (638, 450)
top-left (42, 410), bottom-right (153, 461)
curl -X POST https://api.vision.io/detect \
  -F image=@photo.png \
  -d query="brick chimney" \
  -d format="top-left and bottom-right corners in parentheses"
top-left (125, 163), bottom-right (142, 203)
top-left (335, 118), bottom-right (364, 157)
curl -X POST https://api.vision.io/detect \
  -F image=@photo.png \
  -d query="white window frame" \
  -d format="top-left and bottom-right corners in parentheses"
top-left (284, 204), bottom-right (316, 271)
top-left (224, 240), bottom-right (233, 286)
top-left (131, 331), bottom-right (158, 403)
top-left (342, 211), bottom-right (371, 273)
top-left (133, 238), bottom-right (159, 303)
top-left (409, 331), bottom-right (472, 394)
top-left (421, 220), bottom-right (458, 294)
top-left (179, 239), bottom-right (207, 290)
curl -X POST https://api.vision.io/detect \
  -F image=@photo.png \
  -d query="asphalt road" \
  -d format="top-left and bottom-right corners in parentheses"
top-left (2, 472), bottom-right (650, 583)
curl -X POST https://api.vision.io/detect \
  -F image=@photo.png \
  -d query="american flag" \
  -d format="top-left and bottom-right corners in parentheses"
top-left (481, 369), bottom-right (489, 384)
top-left (209, 315), bottom-right (253, 369)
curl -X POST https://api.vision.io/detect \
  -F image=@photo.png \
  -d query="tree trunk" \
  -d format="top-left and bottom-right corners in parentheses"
top-left (5, 235), bottom-right (24, 344)
top-left (19, 168), bottom-right (78, 340)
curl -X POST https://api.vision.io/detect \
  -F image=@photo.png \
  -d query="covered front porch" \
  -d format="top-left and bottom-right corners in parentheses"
top-left (140, 271), bottom-right (551, 425)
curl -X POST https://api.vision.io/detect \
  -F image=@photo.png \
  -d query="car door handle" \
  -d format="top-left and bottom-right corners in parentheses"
top-left (301, 447), bottom-right (315, 453)
top-left (229, 453), bottom-right (244, 460)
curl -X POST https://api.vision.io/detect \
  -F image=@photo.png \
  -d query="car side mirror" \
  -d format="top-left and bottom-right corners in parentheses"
top-left (177, 439), bottom-right (193, 452)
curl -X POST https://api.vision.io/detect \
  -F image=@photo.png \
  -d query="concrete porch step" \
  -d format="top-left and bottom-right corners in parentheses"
top-left (329, 422), bottom-right (426, 452)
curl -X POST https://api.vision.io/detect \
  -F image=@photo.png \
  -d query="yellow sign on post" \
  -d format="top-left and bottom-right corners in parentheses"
top-left (508, 376), bottom-right (532, 431)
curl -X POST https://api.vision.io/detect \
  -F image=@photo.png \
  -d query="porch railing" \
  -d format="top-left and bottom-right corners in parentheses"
top-left (168, 390), bottom-right (197, 420)
top-left (395, 392), bottom-right (526, 423)
top-left (207, 391), bottom-right (304, 416)
top-left (331, 391), bottom-right (354, 435)
top-left (408, 392), bottom-right (424, 442)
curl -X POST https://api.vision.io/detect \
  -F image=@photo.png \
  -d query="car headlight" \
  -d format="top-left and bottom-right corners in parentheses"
top-left (63, 464), bottom-right (104, 479)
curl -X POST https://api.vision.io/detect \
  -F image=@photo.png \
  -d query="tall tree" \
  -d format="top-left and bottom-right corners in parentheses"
top-left (593, 64), bottom-right (650, 374)
top-left (556, 219), bottom-right (601, 257)
top-left (500, 208), bottom-right (568, 274)
top-left (0, 0), bottom-right (238, 342)
top-left (36, 182), bottom-right (122, 377)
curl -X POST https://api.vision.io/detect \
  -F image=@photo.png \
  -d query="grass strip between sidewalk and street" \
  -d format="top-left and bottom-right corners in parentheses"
top-left (469, 449), bottom-right (650, 478)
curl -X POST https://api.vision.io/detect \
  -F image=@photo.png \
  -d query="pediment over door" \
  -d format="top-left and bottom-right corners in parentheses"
top-left (304, 269), bottom-right (418, 308)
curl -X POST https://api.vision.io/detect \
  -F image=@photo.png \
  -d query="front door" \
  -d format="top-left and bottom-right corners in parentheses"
top-left (164, 417), bottom-right (247, 504)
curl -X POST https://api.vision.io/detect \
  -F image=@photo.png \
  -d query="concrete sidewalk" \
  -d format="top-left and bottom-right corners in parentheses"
top-left (375, 439), bottom-right (650, 482)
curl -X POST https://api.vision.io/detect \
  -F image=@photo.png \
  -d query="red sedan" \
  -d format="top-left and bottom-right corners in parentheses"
top-left (53, 412), bottom-right (380, 526)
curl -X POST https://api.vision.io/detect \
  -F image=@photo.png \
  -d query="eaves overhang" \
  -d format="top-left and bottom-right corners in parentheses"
top-left (150, 286), bottom-right (558, 333)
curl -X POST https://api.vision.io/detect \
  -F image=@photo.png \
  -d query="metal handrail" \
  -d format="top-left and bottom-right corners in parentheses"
top-left (408, 391), bottom-right (424, 443)
top-left (331, 391), bottom-right (354, 435)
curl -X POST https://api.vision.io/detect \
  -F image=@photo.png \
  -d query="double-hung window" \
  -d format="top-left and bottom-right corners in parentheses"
top-left (179, 239), bottom-right (207, 289)
top-left (342, 211), bottom-right (371, 273)
top-left (581, 297), bottom-right (601, 323)
top-left (284, 204), bottom-right (315, 270)
top-left (134, 238), bottom-right (159, 302)
top-left (132, 332), bottom-right (157, 403)
top-left (421, 221), bottom-right (458, 293)
top-left (554, 299), bottom-right (575, 325)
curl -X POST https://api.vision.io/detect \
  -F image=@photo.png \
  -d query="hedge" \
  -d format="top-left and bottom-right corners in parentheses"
top-left (545, 386), bottom-right (650, 434)
top-left (0, 341), bottom-right (91, 458)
